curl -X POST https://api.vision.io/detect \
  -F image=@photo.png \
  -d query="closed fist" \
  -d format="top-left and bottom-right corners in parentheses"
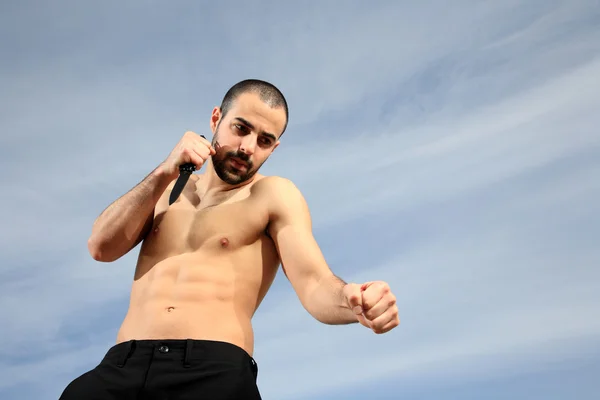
top-left (160, 131), bottom-right (216, 179)
top-left (343, 281), bottom-right (399, 334)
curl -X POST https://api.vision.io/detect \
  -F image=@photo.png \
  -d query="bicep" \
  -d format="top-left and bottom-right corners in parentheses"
top-left (133, 210), bottom-right (155, 247)
top-left (268, 179), bottom-right (330, 297)
top-left (273, 219), bottom-right (326, 276)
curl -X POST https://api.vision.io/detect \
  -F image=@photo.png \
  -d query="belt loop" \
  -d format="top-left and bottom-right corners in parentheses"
top-left (183, 339), bottom-right (193, 368)
top-left (117, 340), bottom-right (134, 368)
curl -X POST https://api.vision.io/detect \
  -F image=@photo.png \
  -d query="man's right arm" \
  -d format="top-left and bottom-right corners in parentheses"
top-left (87, 130), bottom-right (216, 263)
top-left (87, 166), bottom-right (174, 262)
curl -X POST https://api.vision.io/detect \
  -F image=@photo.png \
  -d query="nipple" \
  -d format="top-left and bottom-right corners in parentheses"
top-left (220, 237), bottom-right (230, 248)
top-left (153, 226), bottom-right (159, 234)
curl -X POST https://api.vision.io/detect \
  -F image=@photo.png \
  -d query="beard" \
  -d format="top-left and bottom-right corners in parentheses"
top-left (211, 132), bottom-right (263, 185)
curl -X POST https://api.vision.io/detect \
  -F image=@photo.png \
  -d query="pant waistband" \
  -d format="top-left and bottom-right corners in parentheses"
top-left (109, 339), bottom-right (257, 370)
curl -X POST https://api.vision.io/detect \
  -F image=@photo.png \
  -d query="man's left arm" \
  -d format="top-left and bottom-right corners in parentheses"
top-left (265, 177), bottom-right (400, 334)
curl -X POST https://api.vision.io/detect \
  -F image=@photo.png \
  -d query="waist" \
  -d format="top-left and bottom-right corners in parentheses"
top-left (104, 338), bottom-right (258, 368)
top-left (118, 304), bottom-right (255, 355)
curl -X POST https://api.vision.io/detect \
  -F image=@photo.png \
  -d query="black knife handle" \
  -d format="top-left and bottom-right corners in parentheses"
top-left (178, 134), bottom-right (207, 173)
top-left (179, 163), bottom-right (196, 173)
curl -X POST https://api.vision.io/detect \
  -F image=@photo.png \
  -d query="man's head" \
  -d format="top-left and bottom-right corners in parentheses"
top-left (209, 79), bottom-right (289, 185)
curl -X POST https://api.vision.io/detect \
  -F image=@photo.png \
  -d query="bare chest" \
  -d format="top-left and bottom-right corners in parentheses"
top-left (145, 198), bottom-right (269, 256)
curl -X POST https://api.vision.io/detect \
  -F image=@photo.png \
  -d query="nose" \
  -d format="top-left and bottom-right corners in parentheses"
top-left (239, 135), bottom-right (256, 156)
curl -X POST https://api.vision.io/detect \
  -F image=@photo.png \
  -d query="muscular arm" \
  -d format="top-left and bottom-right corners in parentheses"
top-left (87, 166), bottom-right (174, 262)
top-left (266, 177), bottom-right (358, 325)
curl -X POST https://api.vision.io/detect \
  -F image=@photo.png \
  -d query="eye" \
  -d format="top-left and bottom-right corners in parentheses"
top-left (259, 137), bottom-right (273, 146)
top-left (234, 124), bottom-right (249, 133)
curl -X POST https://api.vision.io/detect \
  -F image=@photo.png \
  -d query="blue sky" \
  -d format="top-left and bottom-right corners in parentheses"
top-left (1, 1), bottom-right (600, 399)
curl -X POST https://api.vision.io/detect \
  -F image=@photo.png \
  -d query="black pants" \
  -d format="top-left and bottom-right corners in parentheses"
top-left (59, 339), bottom-right (261, 400)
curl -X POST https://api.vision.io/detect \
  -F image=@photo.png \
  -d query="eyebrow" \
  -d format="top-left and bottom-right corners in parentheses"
top-left (234, 117), bottom-right (277, 142)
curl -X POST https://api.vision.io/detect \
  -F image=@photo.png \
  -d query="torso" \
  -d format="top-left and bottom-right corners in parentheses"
top-left (116, 174), bottom-right (281, 356)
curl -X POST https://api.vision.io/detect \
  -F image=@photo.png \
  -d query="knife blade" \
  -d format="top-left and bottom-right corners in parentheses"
top-left (168, 162), bottom-right (196, 205)
top-left (168, 134), bottom-right (206, 205)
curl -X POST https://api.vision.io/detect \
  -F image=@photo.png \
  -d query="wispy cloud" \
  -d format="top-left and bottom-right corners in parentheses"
top-left (1, 1), bottom-right (599, 399)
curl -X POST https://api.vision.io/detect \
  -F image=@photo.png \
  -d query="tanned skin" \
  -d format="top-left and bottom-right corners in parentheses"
top-left (88, 91), bottom-right (400, 357)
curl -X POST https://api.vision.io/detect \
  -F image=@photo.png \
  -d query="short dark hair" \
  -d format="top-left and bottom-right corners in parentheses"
top-left (219, 79), bottom-right (289, 135)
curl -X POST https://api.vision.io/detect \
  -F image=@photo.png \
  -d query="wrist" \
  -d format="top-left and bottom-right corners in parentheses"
top-left (154, 162), bottom-right (178, 182)
top-left (341, 282), bottom-right (362, 323)
top-left (146, 164), bottom-right (177, 202)
top-left (340, 283), bottom-right (351, 310)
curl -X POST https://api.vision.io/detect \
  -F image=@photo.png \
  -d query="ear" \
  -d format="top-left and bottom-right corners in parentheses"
top-left (210, 107), bottom-right (221, 134)
top-left (269, 140), bottom-right (281, 155)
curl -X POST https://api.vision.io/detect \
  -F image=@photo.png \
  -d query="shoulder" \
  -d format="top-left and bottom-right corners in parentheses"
top-left (251, 175), bottom-right (309, 215)
top-left (252, 175), bottom-right (298, 191)
top-left (252, 175), bottom-right (304, 200)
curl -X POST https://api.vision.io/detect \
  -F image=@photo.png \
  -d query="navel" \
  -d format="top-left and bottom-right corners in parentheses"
top-left (220, 237), bottom-right (230, 248)
top-left (166, 306), bottom-right (175, 312)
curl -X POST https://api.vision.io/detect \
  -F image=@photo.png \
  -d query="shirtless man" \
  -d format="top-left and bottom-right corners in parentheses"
top-left (60, 79), bottom-right (400, 400)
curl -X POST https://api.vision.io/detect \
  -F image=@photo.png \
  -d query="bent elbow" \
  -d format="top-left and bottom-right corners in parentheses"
top-left (87, 236), bottom-right (115, 262)
top-left (87, 236), bottom-right (103, 261)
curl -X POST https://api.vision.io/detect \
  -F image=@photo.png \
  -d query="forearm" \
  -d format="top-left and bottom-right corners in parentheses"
top-left (304, 273), bottom-right (358, 325)
top-left (88, 165), bottom-right (173, 261)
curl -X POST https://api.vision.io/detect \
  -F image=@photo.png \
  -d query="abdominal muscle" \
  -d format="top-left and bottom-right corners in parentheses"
top-left (116, 250), bottom-right (272, 357)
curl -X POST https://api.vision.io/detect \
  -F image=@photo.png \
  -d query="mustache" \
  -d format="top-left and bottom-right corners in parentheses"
top-left (213, 140), bottom-right (252, 166)
top-left (220, 149), bottom-right (251, 164)
top-left (228, 151), bottom-right (250, 163)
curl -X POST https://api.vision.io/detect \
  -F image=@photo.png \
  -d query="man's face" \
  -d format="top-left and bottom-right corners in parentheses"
top-left (209, 92), bottom-right (286, 185)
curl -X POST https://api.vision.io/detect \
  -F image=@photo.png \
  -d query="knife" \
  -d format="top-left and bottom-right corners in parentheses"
top-left (168, 134), bottom-right (206, 205)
